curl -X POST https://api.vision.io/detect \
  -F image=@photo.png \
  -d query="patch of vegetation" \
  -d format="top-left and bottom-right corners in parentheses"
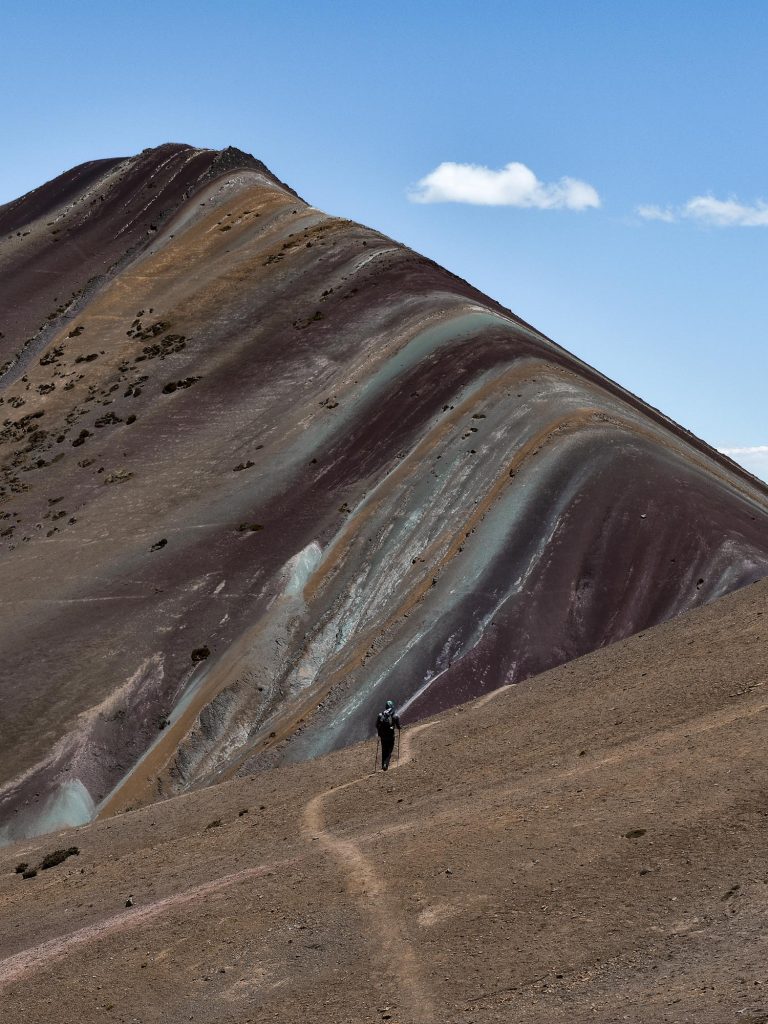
top-left (40, 345), bottom-right (65, 366)
top-left (127, 319), bottom-right (170, 342)
top-left (39, 846), bottom-right (79, 870)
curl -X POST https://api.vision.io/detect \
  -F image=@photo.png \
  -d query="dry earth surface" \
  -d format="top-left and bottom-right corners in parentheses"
top-left (2, 575), bottom-right (767, 1023)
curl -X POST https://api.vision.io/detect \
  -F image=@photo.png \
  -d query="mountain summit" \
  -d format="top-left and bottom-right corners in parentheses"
top-left (1, 143), bottom-right (767, 842)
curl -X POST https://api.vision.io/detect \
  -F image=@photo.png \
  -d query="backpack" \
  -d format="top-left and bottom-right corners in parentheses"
top-left (376, 709), bottom-right (395, 736)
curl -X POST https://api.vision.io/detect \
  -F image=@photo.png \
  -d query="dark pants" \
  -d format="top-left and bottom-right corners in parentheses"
top-left (380, 732), bottom-right (395, 770)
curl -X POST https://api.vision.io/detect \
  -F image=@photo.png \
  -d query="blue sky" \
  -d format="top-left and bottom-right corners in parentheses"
top-left (2, 1), bottom-right (766, 480)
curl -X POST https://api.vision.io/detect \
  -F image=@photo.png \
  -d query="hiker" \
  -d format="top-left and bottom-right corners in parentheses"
top-left (375, 699), bottom-right (401, 771)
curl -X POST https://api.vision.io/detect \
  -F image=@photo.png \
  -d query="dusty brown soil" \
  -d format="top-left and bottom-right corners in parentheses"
top-left (1, 576), bottom-right (768, 1023)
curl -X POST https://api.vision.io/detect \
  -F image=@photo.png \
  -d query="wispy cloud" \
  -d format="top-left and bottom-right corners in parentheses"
top-left (636, 204), bottom-right (677, 223)
top-left (409, 161), bottom-right (600, 210)
top-left (718, 445), bottom-right (768, 482)
top-left (718, 445), bottom-right (768, 457)
top-left (638, 195), bottom-right (768, 226)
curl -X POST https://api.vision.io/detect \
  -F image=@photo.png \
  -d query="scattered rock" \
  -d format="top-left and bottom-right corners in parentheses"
top-left (21, 868), bottom-right (37, 879)
top-left (14, 862), bottom-right (28, 874)
top-left (150, 538), bottom-right (167, 551)
top-left (103, 469), bottom-right (133, 485)
top-left (94, 412), bottom-right (123, 428)
top-left (623, 829), bottom-right (647, 840)
top-left (206, 819), bottom-right (223, 829)
top-left (162, 376), bottom-right (199, 394)
top-left (293, 311), bottom-right (324, 329)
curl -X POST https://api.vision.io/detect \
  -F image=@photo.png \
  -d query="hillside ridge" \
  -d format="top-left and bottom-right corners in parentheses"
top-left (0, 144), bottom-right (766, 843)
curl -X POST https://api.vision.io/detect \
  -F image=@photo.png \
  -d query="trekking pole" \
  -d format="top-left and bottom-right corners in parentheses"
top-left (396, 729), bottom-right (400, 767)
top-left (374, 736), bottom-right (379, 774)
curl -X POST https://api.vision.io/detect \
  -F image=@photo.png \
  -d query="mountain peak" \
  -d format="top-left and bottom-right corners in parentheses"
top-left (0, 147), bottom-right (767, 843)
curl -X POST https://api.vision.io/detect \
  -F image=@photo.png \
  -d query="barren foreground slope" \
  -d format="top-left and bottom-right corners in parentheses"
top-left (2, 576), bottom-right (767, 1023)
top-left (2, 144), bottom-right (768, 842)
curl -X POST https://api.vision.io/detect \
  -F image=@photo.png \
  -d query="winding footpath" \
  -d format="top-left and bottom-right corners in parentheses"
top-left (2, 681), bottom-right (766, 1010)
top-left (0, 720), bottom-right (440, 1000)
top-left (302, 722), bottom-right (438, 1023)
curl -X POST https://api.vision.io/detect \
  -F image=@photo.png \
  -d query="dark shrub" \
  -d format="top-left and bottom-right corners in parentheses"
top-left (39, 846), bottom-right (80, 870)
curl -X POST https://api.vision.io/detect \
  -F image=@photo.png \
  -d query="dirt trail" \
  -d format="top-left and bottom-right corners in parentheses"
top-left (302, 722), bottom-right (437, 1023)
top-left (5, 681), bottom-right (762, 1002)
top-left (473, 683), bottom-right (514, 709)
top-left (0, 721), bottom-right (439, 1000)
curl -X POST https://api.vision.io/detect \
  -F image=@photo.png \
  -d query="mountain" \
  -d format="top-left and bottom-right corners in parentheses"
top-left (1, 143), bottom-right (767, 843)
top-left (2, 575), bottom-right (767, 1022)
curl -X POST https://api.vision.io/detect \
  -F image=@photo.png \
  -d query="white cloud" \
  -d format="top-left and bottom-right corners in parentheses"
top-left (638, 195), bottom-right (768, 227)
top-left (684, 195), bottom-right (768, 226)
top-left (409, 161), bottom-right (600, 210)
top-left (718, 445), bottom-right (768, 482)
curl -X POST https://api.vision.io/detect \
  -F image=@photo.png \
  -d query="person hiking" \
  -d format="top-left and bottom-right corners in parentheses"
top-left (375, 699), bottom-right (401, 771)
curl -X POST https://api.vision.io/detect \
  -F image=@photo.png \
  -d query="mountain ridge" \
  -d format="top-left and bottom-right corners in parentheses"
top-left (0, 143), bottom-right (766, 843)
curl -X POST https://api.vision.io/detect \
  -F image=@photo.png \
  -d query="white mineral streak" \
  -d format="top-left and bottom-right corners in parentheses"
top-left (0, 780), bottom-right (95, 845)
top-left (0, 657), bottom-right (165, 845)
top-left (282, 542), bottom-right (322, 598)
